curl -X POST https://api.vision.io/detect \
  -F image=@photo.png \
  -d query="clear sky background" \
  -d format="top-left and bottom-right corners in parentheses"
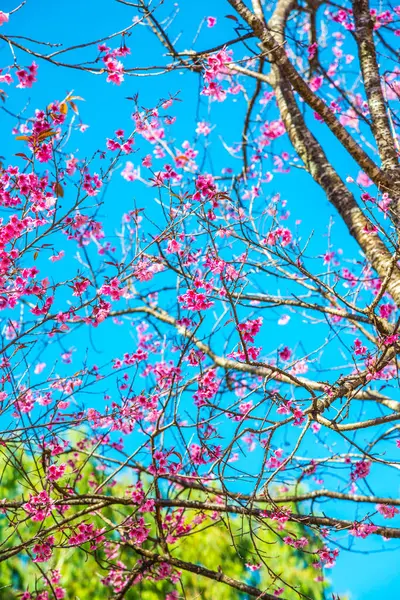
top-left (1, 1), bottom-right (400, 598)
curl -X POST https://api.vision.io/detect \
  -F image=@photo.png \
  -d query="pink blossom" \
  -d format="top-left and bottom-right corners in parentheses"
top-left (201, 81), bottom-right (227, 102)
top-left (104, 56), bottom-right (124, 85)
top-left (16, 62), bottom-right (38, 88)
top-left (376, 504), bottom-right (399, 519)
top-left (316, 546), bottom-right (339, 568)
top-left (98, 277), bottom-right (126, 300)
top-left (383, 333), bottom-right (399, 346)
top-left (266, 448), bottom-right (284, 470)
top-left (278, 314), bottom-right (290, 325)
top-left (379, 303), bottom-right (395, 319)
top-left (34, 362), bottom-right (46, 375)
top-left (245, 563), bottom-right (262, 571)
top-left (193, 369), bottom-right (219, 406)
top-left (61, 351), bottom-right (73, 364)
top-left (73, 279), bottom-right (91, 297)
top-left (47, 463), bottom-right (66, 481)
top-left (204, 48), bottom-right (232, 82)
top-left (82, 172), bottom-right (103, 196)
top-left (354, 338), bottom-right (367, 355)
top-left (293, 407), bottom-right (305, 426)
top-left (142, 154), bottom-right (152, 167)
top-left (266, 505), bottom-right (291, 529)
top-left (262, 120), bottom-right (286, 140)
top-left (308, 42), bottom-right (318, 59)
top-left (189, 443), bottom-right (208, 465)
top-left (166, 239), bottom-right (182, 254)
top-left (23, 491), bottom-right (55, 521)
top-left (283, 535), bottom-right (308, 549)
top-left (121, 161), bottom-right (139, 181)
top-left (36, 143), bottom-right (53, 163)
top-left (49, 250), bottom-right (65, 262)
top-left (32, 536), bottom-right (55, 562)
top-left (309, 75), bottom-right (324, 92)
top-left (339, 108), bottom-right (359, 130)
top-left (277, 401), bottom-right (292, 415)
top-left (178, 289), bottom-right (214, 311)
top-left (264, 227), bottom-right (292, 247)
top-left (0, 12), bottom-right (9, 26)
top-left (350, 522), bottom-right (378, 538)
top-left (238, 317), bottom-right (263, 343)
top-left (196, 121), bottom-right (212, 136)
top-left (279, 346), bottom-right (292, 361)
top-left (357, 171), bottom-right (373, 187)
top-left (0, 70), bottom-right (12, 84)
top-left (351, 459), bottom-right (370, 481)
top-left (106, 138), bottom-right (121, 151)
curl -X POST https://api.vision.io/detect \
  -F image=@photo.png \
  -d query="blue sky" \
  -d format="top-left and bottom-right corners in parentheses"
top-left (1, 1), bottom-right (400, 598)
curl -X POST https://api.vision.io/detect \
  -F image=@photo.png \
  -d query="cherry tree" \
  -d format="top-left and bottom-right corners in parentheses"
top-left (1, 0), bottom-right (400, 598)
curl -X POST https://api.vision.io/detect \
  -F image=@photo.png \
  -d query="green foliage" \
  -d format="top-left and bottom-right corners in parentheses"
top-left (0, 449), bottom-right (327, 599)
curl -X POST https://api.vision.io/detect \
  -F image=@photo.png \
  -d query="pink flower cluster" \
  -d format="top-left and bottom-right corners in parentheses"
top-left (163, 507), bottom-right (193, 544)
top-left (69, 522), bottom-right (105, 549)
top-left (148, 449), bottom-right (182, 476)
top-left (82, 172), bottom-right (103, 196)
top-left (178, 289), bottom-right (214, 311)
top-left (354, 338), bottom-right (367, 355)
top-left (350, 522), bottom-right (378, 538)
top-left (98, 277), bottom-right (127, 300)
top-left (276, 400), bottom-right (305, 426)
top-left (106, 130), bottom-right (134, 153)
top-left (0, 11), bottom-right (9, 26)
top-left (351, 459), bottom-right (370, 482)
top-left (32, 536), bottom-right (55, 562)
top-left (264, 227), bottom-right (292, 247)
top-left (263, 505), bottom-right (291, 530)
top-left (261, 119), bottom-right (286, 141)
top-left (99, 43), bottom-right (130, 85)
top-left (376, 504), bottom-right (399, 519)
top-left (238, 317), bottom-right (263, 343)
top-left (16, 62), bottom-right (38, 88)
top-left (202, 48), bottom-right (233, 102)
top-left (23, 490), bottom-right (55, 521)
top-left (278, 346), bottom-right (292, 361)
top-left (283, 535), bottom-right (308, 549)
top-left (315, 546), bottom-right (339, 568)
top-left (204, 48), bottom-right (232, 83)
top-left (113, 348), bottom-right (149, 369)
top-left (47, 463), bottom-right (66, 481)
top-left (266, 448), bottom-right (284, 470)
top-left (193, 369), bottom-right (220, 407)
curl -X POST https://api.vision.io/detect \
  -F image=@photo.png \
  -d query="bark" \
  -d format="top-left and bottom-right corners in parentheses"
top-left (228, 0), bottom-right (400, 306)
top-left (352, 0), bottom-right (399, 172)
